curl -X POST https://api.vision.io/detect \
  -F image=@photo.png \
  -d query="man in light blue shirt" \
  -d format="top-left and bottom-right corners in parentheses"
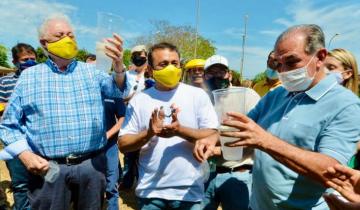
top-left (194, 24), bottom-right (360, 210)
top-left (0, 14), bottom-right (128, 209)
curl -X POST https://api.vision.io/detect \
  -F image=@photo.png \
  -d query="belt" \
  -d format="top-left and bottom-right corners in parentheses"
top-left (47, 149), bottom-right (103, 165)
top-left (216, 164), bottom-right (252, 173)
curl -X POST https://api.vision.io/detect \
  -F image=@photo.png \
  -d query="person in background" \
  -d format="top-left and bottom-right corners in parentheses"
top-left (252, 51), bottom-right (281, 97)
top-left (0, 14), bottom-right (127, 209)
top-left (120, 45), bottom-right (149, 191)
top-left (324, 48), bottom-right (359, 95)
top-left (184, 59), bottom-right (206, 89)
top-left (0, 43), bottom-right (37, 210)
top-left (85, 53), bottom-right (96, 64)
top-left (85, 54), bottom-right (126, 210)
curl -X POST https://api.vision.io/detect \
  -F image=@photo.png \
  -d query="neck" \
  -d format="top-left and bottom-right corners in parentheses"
top-left (135, 65), bottom-right (146, 74)
top-left (49, 55), bottom-right (72, 71)
top-left (266, 78), bottom-right (279, 85)
top-left (155, 83), bottom-right (177, 91)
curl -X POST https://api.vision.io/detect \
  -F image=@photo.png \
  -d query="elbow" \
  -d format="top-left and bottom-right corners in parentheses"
top-left (117, 136), bottom-right (130, 153)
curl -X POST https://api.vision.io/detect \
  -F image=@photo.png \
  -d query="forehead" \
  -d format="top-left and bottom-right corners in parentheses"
top-left (275, 32), bottom-right (306, 60)
top-left (152, 48), bottom-right (179, 62)
top-left (46, 20), bottom-right (73, 34)
top-left (17, 50), bottom-right (36, 58)
top-left (325, 56), bottom-right (342, 66)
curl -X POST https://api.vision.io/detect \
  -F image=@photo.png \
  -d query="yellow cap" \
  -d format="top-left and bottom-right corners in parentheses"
top-left (184, 59), bottom-right (205, 70)
top-left (0, 104), bottom-right (5, 113)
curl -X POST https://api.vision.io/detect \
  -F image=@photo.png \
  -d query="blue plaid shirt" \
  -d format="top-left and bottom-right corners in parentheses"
top-left (0, 59), bottom-right (125, 158)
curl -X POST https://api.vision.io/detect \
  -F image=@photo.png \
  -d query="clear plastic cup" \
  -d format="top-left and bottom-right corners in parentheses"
top-left (96, 12), bottom-right (122, 73)
top-left (212, 87), bottom-right (248, 161)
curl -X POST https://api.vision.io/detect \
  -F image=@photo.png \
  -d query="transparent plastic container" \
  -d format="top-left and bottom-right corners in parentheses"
top-left (96, 12), bottom-right (122, 73)
top-left (212, 87), bottom-right (248, 161)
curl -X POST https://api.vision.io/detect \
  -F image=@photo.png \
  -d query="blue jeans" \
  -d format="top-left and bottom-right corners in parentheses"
top-left (137, 197), bottom-right (201, 210)
top-left (6, 158), bottom-right (30, 210)
top-left (202, 170), bottom-right (252, 210)
top-left (105, 139), bottom-right (121, 210)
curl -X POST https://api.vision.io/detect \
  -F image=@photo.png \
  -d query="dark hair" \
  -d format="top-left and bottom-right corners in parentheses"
top-left (275, 24), bottom-right (325, 55)
top-left (147, 42), bottom-right (180, 68)
top-left (11, 43), bottom-right (36, 61)
top-left (86, 53), bottom-right (96, 61)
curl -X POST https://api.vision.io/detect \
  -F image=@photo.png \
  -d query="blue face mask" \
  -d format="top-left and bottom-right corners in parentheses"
top-left (16, 59), bottom-right (37, 71)
top-left (265, 68), bottom-right (278, 80)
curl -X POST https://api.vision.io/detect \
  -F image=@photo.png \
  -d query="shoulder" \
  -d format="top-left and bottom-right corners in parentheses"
top-left (178, 83), bottom-right (208, 96)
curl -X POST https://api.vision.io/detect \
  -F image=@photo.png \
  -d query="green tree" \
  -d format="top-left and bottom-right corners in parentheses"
top-left (134, 21), bottom-right (216, 62)
top-left (0, 45), bottom-right (10, 68)
top-left (123, 49), bottom-right (131, 68)
top-left (36, 47), bottom-right (47, 63)
top-left (75, 48), bottom-right (89, 62)
top-left (252, 72), bottom-right (266, 84)
top-left (230, 70), bottom-right (241, 86)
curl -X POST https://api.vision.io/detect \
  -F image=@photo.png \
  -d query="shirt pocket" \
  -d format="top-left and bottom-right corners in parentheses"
top-left (278, 120), bottom-right (320, 150)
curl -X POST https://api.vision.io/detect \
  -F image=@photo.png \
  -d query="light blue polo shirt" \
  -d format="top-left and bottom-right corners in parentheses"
top-left (248, 74), bottom-right (360, 210)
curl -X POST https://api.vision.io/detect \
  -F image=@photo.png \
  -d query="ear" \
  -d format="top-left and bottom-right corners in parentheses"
top-left (315, 48), bottom-right (327, 69)
top-left (39, 39), bottom-right (47, 49)
top-left (147, 64), bottom-right (153, 77)
top-left (228, 70), bottom-right (233, 81)
top-left (343, 69), bottom-right (353, 80)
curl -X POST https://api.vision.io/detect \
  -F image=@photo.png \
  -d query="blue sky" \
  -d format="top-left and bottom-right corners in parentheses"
top-left (1, 0), bottom-right (360, 78)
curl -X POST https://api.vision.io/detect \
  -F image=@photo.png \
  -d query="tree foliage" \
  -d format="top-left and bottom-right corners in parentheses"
top-left (134, 21), bottom-right (216, 62)
top-left (252, 72), bottom-right (266, 84)
top-left (123, 49), bottom-right (132, 68)
top-left (0, 45), bottom-right (10, 68)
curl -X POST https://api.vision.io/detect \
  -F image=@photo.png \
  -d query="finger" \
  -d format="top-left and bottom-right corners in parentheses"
top-left (226, 112), bottom-right (251, 123)
top-left (333, 164), bottom-right (359, 177)
top-left (220, 131), bottom-right (247, 139)
top-left (158, 108), bottom-right (165, 120)
top-left (323, 194), bottom-right (340, 210)
top-left (225, 139), bottom-right (248, 147)
top-left (194, 143), bottom-right (205, 162)
top-left (105, 45), bottom-right (122, 58)
top-left (107, 38), bottom-right (123, 52)
top-left (112, 33), bottom-right (124, 45)
top-left (105, 52), bottom-right (120, 62)
top-left (203, 145), bottom-right (214, 160)
top-left (222, 120), bottom-right (247, 130)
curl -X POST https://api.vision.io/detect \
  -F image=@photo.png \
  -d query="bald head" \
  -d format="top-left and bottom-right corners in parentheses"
top-left (275, 24), bottom-right (325, 56)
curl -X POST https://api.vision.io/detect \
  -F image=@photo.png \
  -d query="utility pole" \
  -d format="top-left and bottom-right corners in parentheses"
top-left (240, 15), bottom-right (248, 82)
top-left (194, 0), bottom-right (200, 58)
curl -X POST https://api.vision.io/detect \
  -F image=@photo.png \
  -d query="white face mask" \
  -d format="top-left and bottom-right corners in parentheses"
top-left (324, 67), bottom-right (344, 84)
top-left (278, 55), bottom-right (316, 92)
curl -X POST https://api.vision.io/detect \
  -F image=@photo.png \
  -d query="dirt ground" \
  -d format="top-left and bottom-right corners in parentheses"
top-left (0, 153), bottom-right (137, 210)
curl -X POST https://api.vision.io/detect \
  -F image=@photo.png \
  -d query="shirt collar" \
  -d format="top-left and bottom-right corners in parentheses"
top-left (304, 74), bottom-right (338, 101)
top-left (45, 58), bottom-right (77, 74)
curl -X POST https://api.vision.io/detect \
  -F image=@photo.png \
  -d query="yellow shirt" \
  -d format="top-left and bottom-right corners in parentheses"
top-left (253, 79), bottom-right (281, 97)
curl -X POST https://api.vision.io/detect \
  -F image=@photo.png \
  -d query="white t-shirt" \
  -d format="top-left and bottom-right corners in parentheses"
top-left (124, 70), bottom-right (146, 98)
top-left (119, 83), bottom-right (218, 201)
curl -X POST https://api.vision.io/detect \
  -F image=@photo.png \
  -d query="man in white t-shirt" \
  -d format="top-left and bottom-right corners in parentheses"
top-left (118, 42), bottom-right (218, 210)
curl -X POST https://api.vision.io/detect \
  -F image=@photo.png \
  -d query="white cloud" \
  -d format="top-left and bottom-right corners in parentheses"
top-left (223, 27), bottom-right (244, 39)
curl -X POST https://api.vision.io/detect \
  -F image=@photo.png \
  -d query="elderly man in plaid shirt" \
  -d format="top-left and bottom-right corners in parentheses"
top-left (0, 14), bottom-right (128, 210)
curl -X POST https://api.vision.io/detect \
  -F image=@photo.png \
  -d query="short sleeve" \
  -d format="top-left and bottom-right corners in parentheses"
top-left (318, 104), bottom-right (360, 164)
top-left (196, 90), bottom-right (219, 129)
top-left (119, 100), bottom-right (141, 136)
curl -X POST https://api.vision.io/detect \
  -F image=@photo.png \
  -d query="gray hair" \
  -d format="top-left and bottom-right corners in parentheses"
top-left (275, 24), bottom-right (325, 55)
top-left (38, 13), bottom-right (73, 39)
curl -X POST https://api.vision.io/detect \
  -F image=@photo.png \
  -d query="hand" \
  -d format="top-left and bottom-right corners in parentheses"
top-left (160, 104), bottom-right (181, 138)
top-left (148, 108), bottom-right (165, 136)
top-left (323, 193), bottom-right (360, 210)
top-left (105, 33), bottom-right (125, 73)
top-left (325, 164), bottom-right (360, 202)
top-left (18, 150), bottom-right (49, 175)
top-left (220, 112), bottom-right (272, 149)
top-left (193, 133), bottom-right (219, 162)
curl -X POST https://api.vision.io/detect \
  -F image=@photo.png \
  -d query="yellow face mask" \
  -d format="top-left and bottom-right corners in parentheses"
top-left (153, 64), bottom-right (182, 88)
top-left (47, 36), bottom-right (78, 60)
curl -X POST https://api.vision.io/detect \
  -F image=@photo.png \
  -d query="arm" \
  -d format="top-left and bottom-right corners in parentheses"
top-left (106, 117), bottom-right (124, 140)
top-left (118, 129), bottom-right (153, 153)
top-left (176, 126), bottom-right (217, 143)
top-left (221, 111), bottom-right (351, 185)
